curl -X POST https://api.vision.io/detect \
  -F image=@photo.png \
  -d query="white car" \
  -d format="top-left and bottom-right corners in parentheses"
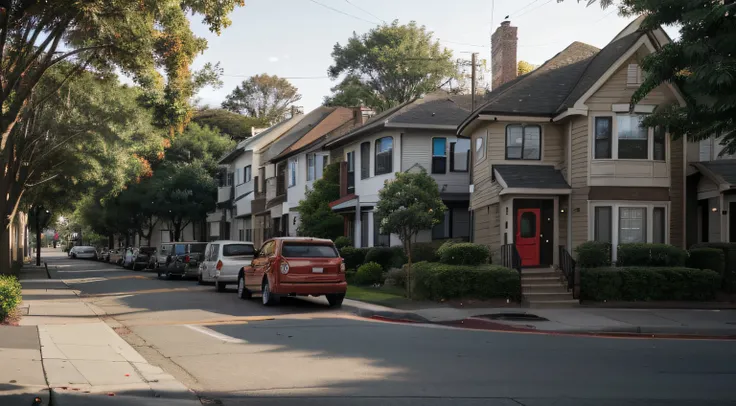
top-left (68, 246), bottom-right (98, 260)
top-left (199, 241), bottom-right (256, 292)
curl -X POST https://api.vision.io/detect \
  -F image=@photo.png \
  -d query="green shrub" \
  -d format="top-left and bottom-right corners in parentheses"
top-left (0, 275), bottom-right (22, 322)
top-left (339, 247), bottom-right (368, 271)
top-left (580, 267), bottom-right (720, 302)
top-left (575, 241), bottom-right (611, 268)
top-left (410, 242), bottom-right (440, 263)
top-left (384, 267), bottom-right (407, 288)
top-left (365, 247), bottom-right (400, 270)
top-left (691, 242), bottom-right (736, 292)
top-left (333, 236), bottom-right (352, 250)
top-left (345, 270), bottom-right (357, 285)
top-left (616, 243), bottom-right (687, 267)
top-left (687, 248), bottom-right (725, 275)
top-left (411, 262), bottom-right (520, 301)
top-left (390, 246), bottom-right (407, 268)
top-left (437, 242), bottom-right (490, 265)
top-left (354, 262), bottom-right (384, 286)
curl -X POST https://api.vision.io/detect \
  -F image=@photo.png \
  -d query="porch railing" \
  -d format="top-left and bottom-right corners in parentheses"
top-left (501, 243), bottom-right (523, 303)
top-left (558, 245), bottom-right (578, 299)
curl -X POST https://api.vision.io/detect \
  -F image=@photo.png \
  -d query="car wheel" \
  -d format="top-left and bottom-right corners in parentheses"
top-left (72, 253), bottom-right (77, 259)
top-left (237, 276), bottom-right (252, 300)
top-left (157, 272), bottom-right (168, 280)
top-left (197, 272), bottom-right (205, 285)
top-left (326, 293), bottom-right (345, 308)
top-left (215, 279), bottom-right (227, 292)
top-left (262, 279), bottom-right (279, 306)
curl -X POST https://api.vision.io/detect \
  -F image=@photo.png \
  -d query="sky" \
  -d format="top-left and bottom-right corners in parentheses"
top-left (189, 0), bottom-right (678, 112)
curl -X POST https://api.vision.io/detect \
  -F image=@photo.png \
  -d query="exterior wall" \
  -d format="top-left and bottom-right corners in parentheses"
top-left (569, 116), bottom-right (589, 250)
top-left (400, 129), bottom-right (470, 195)
top-left (342, 129), bottom-right (403, 204)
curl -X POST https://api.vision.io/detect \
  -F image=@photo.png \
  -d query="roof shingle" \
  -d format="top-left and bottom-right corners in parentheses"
top-left (493, 165), bottom-right (570, 189)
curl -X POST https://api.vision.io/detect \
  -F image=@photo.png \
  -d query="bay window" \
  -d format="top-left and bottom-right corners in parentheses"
top-left (619, 207), bottom-right (646, 243)
top-left (505, 124), bottom-right (541, 160)
top-left (594, 117), bottom-right (612, 159)
top-left (375, 137), bottom-right (393, 175)
top-left (617, 115), bottom-right (648, 159)
top-left (432, 138), bottom-right (446, 174)
top-left (593, 114), bottom-right (667, 161)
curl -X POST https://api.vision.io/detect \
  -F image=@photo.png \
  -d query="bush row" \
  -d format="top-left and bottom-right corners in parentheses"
top-left (411, 262), bottom-right (520, 301)
top-left (580, 267), bottom-right (720, 302)
top-left (690, 242), bottom-right (736, 292)
top-left (339, 240), bottom-right (490, 273)
top-left (0, 275), bottom-right (22, 322)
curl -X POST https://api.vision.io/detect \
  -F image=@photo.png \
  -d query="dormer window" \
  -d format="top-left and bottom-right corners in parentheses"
top-left (505, 124), bottom-right (541, 160)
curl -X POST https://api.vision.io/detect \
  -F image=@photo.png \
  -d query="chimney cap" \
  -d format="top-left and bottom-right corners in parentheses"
top-left (501, 20), bottom-right (511, 26)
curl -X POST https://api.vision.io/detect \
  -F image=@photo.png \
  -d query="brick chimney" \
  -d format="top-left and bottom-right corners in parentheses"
top-left (491, 20), bottom-right (518, 90)
top-left (352, 106), bottom-right (375, 126)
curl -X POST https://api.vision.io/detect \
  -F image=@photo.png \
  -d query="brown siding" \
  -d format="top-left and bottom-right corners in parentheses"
top-left (473, 204), bottom-right (491, 247)
top-left (670, 137), bottom-right (685, 248)
top-left (470, 126), bottom-right (493, 210)
top-left (559, 195), bottom-right (568, 249)
top-left (588, 186), bottom-right (670, 201)
top-left (570, 116), bottom-right (589, 249)
top-left (489, 203), bottom-right (500, 251)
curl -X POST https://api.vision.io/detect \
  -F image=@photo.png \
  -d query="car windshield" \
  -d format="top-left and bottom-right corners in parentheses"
top-left (223, 244), bottom-right (255, 257)
top-left (174, 244), bottom-right (186, 255)
top-left (189, 244), bottom-right (207, 254)
top-left (281, 242), bottom-right (338, 258)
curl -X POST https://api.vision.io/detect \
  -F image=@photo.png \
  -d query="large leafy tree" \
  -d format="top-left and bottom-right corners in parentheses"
top-left (221, 74), bottom-right (302, 125)
top-left (296, 163), bottom-right (344, 240)
top-left (160, 122), bottom-right (235, 176)
top-left (374, 170), bottom-right (446, 296)
top-left (193, 108), bottom-right (263, 140)
top-left (326, 21), bottom-right (457, 111)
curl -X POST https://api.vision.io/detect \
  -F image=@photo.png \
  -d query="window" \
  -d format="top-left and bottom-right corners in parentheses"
top-left (432, 138), bottom-right (446, 174)
top-left (627, 63), bottom-right (642, 86)
top-left (653, 207), bottom-right (665, 243)
top-left (520, 212), bottom-right (536, 238)
top-left (653, 126), bottom-right (666, 161)
top-left (700, 138), bottom-right (712, 161)
top-left (373, 214), bottom-right (390, 247)
top-left (617, 115), bottom-right (648, 159)
top-left (281, 243), bottom-right (339, 258)
top-left (346, 151), bottom-right (355, 192)
top-left (374, 137), bottom-right (393, 175)
top-left (235, 168), bottom-right (242, 185)
top-left (244, 166), bottom-right (252, 183)
top-left (223, 244), bottom-right (255, 257)
top-left (360, 142), bottom-right (370, 179)
top-left (594, 117), bottom-right (612, 159)
top-left (317, 155), bottom-right (328, 180)
top-left (619, 207), bottom-right (646, 243)
top-left (505, 125), bottom-right (541, 160)
top-left (259, 241), bottom-right (275, 257)
top-left (475, 134), bottom-right (486, 163)
top-left (238, 229), bottom-right (244, 241)
top-left (594, 207), bottom-right (612, 243)
top-left (451, 139), bottom-right (470, 172)
top-left (288, 158), bottom-right (297, 187)
top-left (433, 211), bottom-right (450, 240)
top-left (307, 154), bottom-right (315, 181)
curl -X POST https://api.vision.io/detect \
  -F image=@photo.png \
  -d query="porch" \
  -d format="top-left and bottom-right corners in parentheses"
top-left (691, 160), bottom-right (736, 244)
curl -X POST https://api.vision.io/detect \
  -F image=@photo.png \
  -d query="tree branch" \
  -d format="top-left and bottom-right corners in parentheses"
top-left (49, 44), bottom-right (112, 66)
top-left (25, 173), bottom-right (58, 188)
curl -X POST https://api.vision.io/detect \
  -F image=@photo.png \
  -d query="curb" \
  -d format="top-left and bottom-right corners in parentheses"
top-left (342, 303), bottom-right (431, 324)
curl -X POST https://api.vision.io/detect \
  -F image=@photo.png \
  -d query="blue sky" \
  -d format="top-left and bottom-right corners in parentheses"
top-left (189, 0), bottom-right (676, 112)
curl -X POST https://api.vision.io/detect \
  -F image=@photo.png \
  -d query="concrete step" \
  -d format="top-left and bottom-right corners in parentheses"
top-left (524, 292), bottom-right (575, 302)
top-left (521, 276), bottom-right (561, 283)
top-left (527, 299), bottom-right (579, 308)
top-left (522, 272), bottom-right (560, 280)
top-left (523, 284), bottom-right (570, 294)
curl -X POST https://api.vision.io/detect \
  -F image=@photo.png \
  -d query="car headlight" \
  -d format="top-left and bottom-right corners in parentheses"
top-left (280, 261), bottom-right (289, 274)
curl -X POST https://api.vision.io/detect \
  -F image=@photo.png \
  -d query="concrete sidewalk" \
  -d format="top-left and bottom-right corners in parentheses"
top-left (343, 299), bottom-right (736, 337)
top-left (9, 261), bottom-right (201, 406)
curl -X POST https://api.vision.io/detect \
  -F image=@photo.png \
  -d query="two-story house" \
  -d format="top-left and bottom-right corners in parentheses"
top-left (325, 93), bottom-right (474, 248)
top-left (459, 17), bottom-right (688, 269)
top-left (210, 112), bottom-right (306, 242)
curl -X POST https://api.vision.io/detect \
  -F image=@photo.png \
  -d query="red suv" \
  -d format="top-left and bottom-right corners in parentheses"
top-left (237, 237), bottom-right (347, 307)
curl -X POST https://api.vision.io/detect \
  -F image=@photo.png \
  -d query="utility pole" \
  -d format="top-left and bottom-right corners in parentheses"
top-left (471, 52), bottom-right (478, 111)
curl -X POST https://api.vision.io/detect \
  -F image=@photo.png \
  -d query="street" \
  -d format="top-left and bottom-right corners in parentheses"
top-left (39, 253), bottom-right (736, 406)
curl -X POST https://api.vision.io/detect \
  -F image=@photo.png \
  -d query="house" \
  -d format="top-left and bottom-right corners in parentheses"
top-left (208, 110), bottom-right (306, 243)
top-left (458, 17), bottom-right (688, 270)
top-left (325, 92), bottom-right (475, 248)
top-left (252, 106), bottom-right (361, 246)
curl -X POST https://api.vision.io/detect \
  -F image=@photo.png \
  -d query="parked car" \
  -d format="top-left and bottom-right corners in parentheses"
top-left (68, 246), bottom-right (98, 260)
top-left (121, 247), bottom-right (136, 268)
top-left (237, 237), bottom-right (346, 307)
top-left (155, 243), bottom-right (174, 269)
top-left (157, 242), bottom-right (208, 279)
top-left (131, 246), bottom-right (157, 271)
top-left (98, 248), bottom-right (111, 262)
top-left (199, 241), bottom-right (256, 292)
top-left (108, 249), bottom-right (124, 265)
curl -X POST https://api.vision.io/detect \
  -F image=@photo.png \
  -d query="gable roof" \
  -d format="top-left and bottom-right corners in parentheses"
top-left (271, 107), bottom-right (354, 162)
top-left (217, 114), bottom-right (304, 164)
top-left (259, 106), bottom-right (337, 163)
top-left (693, 160), bottom-right (736, 189)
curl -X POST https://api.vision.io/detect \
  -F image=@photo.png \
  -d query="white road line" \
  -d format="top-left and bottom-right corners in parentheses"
top-left (184, 324), bottom-right (248, 344)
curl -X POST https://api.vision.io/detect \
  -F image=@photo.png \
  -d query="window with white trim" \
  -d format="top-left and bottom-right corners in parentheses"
top-left (505, 124), bottom-right (541, 160)
top-left (475, 133), bottom-right (486, 163)
top-left (307, 154), bottom-right (315, 182)
top-left (375, 137), bottom-right (393, 175)
top-left (591, 202), bottom-right (668, 260)
top-left (619, 207), bottom-right (646, 243)
top-left (593, 114), bottom-right (666, 161)
top-left (288, 158), bottom-right (297, 187)
top-left (451, 139), bottom-right (470, 172)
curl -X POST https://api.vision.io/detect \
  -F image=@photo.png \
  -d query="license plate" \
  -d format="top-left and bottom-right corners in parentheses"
top-left (312, 267), bottom-right (323, 273)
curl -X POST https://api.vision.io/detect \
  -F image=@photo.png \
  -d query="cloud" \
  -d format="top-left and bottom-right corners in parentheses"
top-left (268, 56), bottom-right (279, 62)
top-left (283, 54), bottom-right (291, 60)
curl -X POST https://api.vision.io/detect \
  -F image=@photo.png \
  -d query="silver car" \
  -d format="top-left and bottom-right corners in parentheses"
top-left (68, 246), bottom-right (98, 260)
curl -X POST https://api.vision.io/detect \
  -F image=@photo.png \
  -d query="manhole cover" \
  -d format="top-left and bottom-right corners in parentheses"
top-left (476, 313), bottom-right (548, 322)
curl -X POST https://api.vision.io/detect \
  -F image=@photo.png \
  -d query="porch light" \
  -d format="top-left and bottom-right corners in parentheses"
top-left (712, 207), bottom-right (718, 212)
top-left (560, 208), bottom-right (566, 213)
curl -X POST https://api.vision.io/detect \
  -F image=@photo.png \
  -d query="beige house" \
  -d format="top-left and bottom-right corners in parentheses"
top-left (459, 17), bottom-right (688, 270)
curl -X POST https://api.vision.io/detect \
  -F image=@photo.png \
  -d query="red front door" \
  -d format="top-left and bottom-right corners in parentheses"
top-left (516, 208), bottom-right (540, 267)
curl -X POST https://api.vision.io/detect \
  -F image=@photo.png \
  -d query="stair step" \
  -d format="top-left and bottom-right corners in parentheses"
top-left (523, 285), bottom-right (569, 294)
top-left (524, 292), bottom-right (575, 302)
top-left (527, 299), bottom-right (579, 308)
top-left (522, 274), bottom-right (561, 280)
top-left (522, 268), bottom-right (557, 274)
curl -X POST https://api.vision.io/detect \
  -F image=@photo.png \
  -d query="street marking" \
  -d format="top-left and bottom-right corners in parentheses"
top-left (185, 324), bottom-right (248, 344)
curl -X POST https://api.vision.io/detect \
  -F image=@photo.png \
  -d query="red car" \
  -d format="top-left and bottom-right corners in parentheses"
top-left (237, 237), bottom-right (347, 307)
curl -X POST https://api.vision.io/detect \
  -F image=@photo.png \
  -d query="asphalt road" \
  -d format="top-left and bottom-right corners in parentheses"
top-left (46, 254), bottom-right (736, 406)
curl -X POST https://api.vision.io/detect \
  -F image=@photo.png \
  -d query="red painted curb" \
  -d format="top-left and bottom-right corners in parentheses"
top-left (369, 315), bottom-right (421, 324)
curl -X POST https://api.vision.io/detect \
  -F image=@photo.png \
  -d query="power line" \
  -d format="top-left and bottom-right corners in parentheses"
top-left (515, 0), bottom-right (554, 19)
top-left (506, 0), bottom-right (541, 18)
top-left (307, 0), bottom-right (379, 25)
top-left (441, 39), bottom-right (489, 48)
top-left (344, 0), bottom-right (387, 24)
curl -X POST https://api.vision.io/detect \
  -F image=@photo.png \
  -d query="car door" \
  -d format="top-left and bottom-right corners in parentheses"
top-left (206, 244), bottom-right (220, 280)
top-left (246, 241), bottom-right (272, 290)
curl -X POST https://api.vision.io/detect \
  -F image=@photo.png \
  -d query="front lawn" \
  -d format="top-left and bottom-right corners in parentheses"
top-left (345, 285), bottom-right (411, 307)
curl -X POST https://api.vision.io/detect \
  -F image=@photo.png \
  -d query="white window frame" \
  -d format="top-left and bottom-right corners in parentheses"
top-left (475, 132), bottom-right (487, 164)
top-left (288, 158), bottom-right (297, 187)
top-left (591, 113), bottom-right (668, 162)
top-left (306, 153), bottom-right (316, 182)
top-left (627, 63), bottom-right (642, 87)
top-left (588, 201), bottom-right (670, 262)
top-left (244, 165), bottom-right (252, 183)
top-left (315, 152), bottom-right (329, 181)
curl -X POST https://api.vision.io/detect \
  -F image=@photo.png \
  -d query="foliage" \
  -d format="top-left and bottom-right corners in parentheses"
top-left (222, 74), bottom-right (302, 125)
top-left (411, 262), bottom-right (521, 301)
top-left (192, 108), bottom-right (262, 140)
top-left (345, 285), bottom-right (408, 305)
top-left (159, 122), bottom-right (235, 176)
top-left (0, 275), bottom-right (22, 322)
top-left (517, 61), bottom-right (536, 76)
top-left (410, 242), bottom-right (440, 263)
top-left (296, 163), bottom-right (344, 239)
top-left (354, 262), bottom-right (384, 286)
top-left (686, 248), bottom-right (725, 276)
top-left (616, 243), bottom-right (687, 267)
top-left (327, 21), bottom-right (457, 111)
top-left (580, 267), bottom-right (720, 302)
top-left (437, 242), bottom-right (490, 266)
top-left (333, 236), bottom-right (352, 250)
top-left (691, 242), bottom-right (736, 292)
top-left (365, 246), bottom-right (404, 270)
top-left (575, 241), bottom-right (612, 268)
top-left (384, 267), bottom-right (407, 288)
top-left (339, 246), bottom-right (369, 271)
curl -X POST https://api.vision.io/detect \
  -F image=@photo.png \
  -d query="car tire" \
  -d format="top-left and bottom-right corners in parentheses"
top-left (157, 271), bottom-right (168, 280)
top-left (262, 279), bottom-right (279, 306)
top-left (72, 253), bottom-right (77, 259)
top-left (326, 293), bottom-right (345, 308)
top-left (215, 279), bottom-right (227, 293)
top-left (237, 276), bottom-right (251, 300)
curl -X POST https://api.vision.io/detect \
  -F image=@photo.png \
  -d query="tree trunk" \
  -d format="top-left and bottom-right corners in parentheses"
top-left (174, 221), bottom-right (182, 242)
top-left (0, 227), bottom-right (10, 275)
top-left (35, 209), bottom-right (41, 266)
top-left (406, 237), bottom-right (413, 299)
top-left (108, 235), bottom-right (114, 249)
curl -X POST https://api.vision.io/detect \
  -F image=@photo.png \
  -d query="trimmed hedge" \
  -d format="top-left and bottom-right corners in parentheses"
top-left (411, 262), bottom-right (520, 301)
top-left (580, 267), bottom-right (720, 301)
top-left (333, 236), bottom-right (352, 250)
top-left (339, 247), bottom-right (368, 271)
top-left (365, 246), bottom-right (407, 270)
top-left (575, 241), bottom-right (611, 268)
top-left (384, 267), bottom-right (407, 288)
top-left (691, 242), bottom-right (736, 292)
top-left (616, 243), bottom-right (687, 267)
top-left (437, 242), bottom-right (490, 266)
top-left (354, 262), bottom-right (384, 286)
top-left (410, 242), bottom-right (440, 263)
top-left (687, 248), bottom-right (725, 275)
top-left (0, 275), bottom-right (22, 322)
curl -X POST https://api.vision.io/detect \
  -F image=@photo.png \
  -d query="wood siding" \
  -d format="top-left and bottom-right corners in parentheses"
top-left (559, 195), bottom-right (568, 249)
top-left (670, 137), bottom-right (685, 248)
top-left (570, 116), bottom-right (589, 249)
top-left (401, 130), bottom-right (470, 195)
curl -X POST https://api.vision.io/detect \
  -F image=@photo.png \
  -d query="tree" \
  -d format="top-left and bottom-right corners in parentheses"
top-left (374, 170), bottom-right (446, 296)
top-left (518, 60), bottom-right (536, 76)
top-left (221, 74), bottom-right (302, 125)
top-left (327, 21), bottom-right (458, 111)
top-left (296, 163), bottom-right (344, 240)
top-left (193, 109), bottom-right (263, 140)
top-left (160, 122), bottom-right (235, 176)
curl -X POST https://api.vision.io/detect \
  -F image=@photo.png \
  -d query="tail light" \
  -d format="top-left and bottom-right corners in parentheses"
top-left (184, 255), bottom-right (190, 263)
top-left (216, 260), bottom-right (223, 271)
top-left (279, 260), bottom-right (290, 274)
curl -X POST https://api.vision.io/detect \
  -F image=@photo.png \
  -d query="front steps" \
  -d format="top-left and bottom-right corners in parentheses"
top-left (521, 267), bottom-right (578, 307)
